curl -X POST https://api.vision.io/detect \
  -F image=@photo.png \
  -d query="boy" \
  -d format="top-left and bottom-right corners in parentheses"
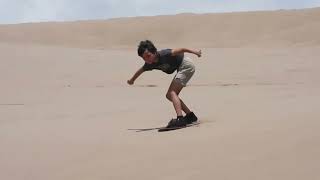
top-left (127, 40), bottom-right (201, 128)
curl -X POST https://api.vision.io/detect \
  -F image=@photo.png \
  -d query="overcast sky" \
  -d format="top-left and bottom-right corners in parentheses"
top-left (1, 0), bottom-right (320, 24)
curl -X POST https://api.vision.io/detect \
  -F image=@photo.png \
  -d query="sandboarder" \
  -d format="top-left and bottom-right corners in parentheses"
top-left (127, 40), bottom-right (201, 128)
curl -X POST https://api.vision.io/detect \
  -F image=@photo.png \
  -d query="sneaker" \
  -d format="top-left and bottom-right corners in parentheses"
top-left (185, 112), bottom-right (198, 124)
top-left (166, 116), bottom-right (187, 128)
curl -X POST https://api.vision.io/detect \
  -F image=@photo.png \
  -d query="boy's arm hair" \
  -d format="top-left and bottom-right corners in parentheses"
top-left (128, 66), bottom-right (145, 84)
top-left (172, 48), bottom-right (202, 57)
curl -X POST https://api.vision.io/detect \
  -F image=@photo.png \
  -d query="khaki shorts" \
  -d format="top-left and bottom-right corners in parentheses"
top-left (174, 56), bottom-right (195, 87)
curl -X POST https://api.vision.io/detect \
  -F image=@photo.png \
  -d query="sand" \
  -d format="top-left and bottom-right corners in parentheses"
top-left (1, 8), bottom-right (320, 180)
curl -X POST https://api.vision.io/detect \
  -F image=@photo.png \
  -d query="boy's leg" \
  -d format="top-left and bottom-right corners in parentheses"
top-left (166, 79), bottom-right (191, 116)
top-left (180, 99), bottom-right (192, 115)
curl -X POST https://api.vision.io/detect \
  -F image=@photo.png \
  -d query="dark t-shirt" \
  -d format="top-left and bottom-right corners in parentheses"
top-left (142, 49), bottom-right (184, 74)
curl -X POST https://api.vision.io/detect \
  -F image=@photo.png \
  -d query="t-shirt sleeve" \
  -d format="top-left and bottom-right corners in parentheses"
top-left (142, 63), bottom-right (153, 71)
top-left (158, 49), bottom-right (172, 57)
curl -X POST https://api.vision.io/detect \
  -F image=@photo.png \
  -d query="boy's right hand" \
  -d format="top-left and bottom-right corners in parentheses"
top-left (127, 79), bottom-right (134, 85)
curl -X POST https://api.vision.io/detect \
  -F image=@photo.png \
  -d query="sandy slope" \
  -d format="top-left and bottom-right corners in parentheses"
top-left (1, 7), bottom-right (320, 180)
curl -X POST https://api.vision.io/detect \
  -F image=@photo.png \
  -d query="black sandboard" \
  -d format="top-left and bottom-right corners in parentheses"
top-left (128, 122), bottom-right (200, 132)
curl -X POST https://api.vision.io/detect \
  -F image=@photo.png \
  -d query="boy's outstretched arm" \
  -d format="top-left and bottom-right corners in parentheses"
top-left (127, 67), bottom-right (145, 85)
top-left (172, 48), bottom-right (202, 57)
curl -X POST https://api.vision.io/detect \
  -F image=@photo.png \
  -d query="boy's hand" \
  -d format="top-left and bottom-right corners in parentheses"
top-left (195, 50), bottom-right (202, 57)
top-left (127, 79), bottom-right (134, 85)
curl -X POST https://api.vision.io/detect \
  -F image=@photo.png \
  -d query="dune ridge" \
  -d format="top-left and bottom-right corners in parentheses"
top-left (0, 8), bottom-right (320, 48)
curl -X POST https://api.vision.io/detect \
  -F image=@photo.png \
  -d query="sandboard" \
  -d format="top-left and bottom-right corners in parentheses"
top-left (128, 122), bottom-right (200, 132)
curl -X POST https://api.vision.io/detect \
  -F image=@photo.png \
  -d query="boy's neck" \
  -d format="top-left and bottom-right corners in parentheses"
top-left (154, 52), bottom-right (159, 62)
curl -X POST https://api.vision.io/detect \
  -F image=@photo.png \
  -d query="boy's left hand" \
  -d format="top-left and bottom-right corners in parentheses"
top-left (196, 50), bottom-right (202, 57)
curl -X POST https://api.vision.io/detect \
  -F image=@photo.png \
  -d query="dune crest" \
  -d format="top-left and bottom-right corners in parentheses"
top-left (0, 8), bottom-right (320, 48)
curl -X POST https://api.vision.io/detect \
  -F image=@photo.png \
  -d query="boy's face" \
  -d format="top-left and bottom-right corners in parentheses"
top-left (142, 50), bottom-right (157, 64)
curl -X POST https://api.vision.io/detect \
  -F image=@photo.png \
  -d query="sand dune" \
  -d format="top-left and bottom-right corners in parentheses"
top-left (1, 7), bottom-right (320, 180)
top-left (0, 8), bottom-right (320, 48)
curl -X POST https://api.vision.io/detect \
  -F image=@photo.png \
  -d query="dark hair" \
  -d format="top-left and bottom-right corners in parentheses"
top-left (137, 40), bottom-right (157, 57)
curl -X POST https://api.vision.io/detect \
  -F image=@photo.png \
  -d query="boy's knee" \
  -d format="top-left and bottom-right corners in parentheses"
top-left (166, 91), bottom-right (177, 100)
top-left (166, 92), bottom-right (171, 100)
